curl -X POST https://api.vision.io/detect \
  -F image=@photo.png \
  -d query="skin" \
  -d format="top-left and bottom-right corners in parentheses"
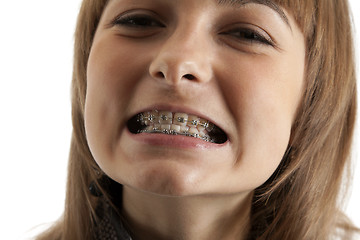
top-left (85, 0), bottom-right (305, 239)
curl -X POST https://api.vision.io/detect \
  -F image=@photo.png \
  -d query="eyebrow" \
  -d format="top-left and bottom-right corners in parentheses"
top-left (217, 0), bottom-right (290, 28)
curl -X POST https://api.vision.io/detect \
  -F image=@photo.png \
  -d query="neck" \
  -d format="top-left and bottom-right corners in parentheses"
top-left (121, 187), bottom-right (253, 240)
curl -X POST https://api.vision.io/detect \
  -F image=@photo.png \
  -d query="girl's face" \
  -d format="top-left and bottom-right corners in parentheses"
top-left (85, 0), bottom-right (305, 196)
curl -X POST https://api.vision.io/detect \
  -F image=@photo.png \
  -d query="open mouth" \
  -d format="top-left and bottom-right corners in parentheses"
top-left (127, 110), bottom-right (228, 144)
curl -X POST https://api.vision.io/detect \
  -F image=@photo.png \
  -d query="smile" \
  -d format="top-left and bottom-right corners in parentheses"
top-left (127, 110), bottom-right (228, 144)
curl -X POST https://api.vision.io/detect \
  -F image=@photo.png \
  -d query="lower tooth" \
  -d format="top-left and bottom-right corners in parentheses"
top-left (171, 124), bottom-right (181, 133)
top-left (161, 124), bottom-right (171, 131)
top-left (154, 124), bottom-right (161, 131)
top-left (180, 126), bottom-right (189, 133)
top-left (197, 125), bottom-right (205, 131)
top-left (140, 125), bottom-right (212, 142)
top-left (189, 127), bottom-right (199, 135)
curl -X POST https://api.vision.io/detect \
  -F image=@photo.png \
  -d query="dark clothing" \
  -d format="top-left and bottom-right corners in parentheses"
top-left (94, 199), bottom-right (132, 240)
top-left (92, 177), bottom-right (132, 240)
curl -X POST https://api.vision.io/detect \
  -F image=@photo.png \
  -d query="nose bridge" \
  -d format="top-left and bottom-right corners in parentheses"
top-left (149, 20), bottom-right (212, 84)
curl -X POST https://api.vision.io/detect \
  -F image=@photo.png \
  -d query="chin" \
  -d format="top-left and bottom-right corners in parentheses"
top-left (117, 164), bottom-right (207, 197)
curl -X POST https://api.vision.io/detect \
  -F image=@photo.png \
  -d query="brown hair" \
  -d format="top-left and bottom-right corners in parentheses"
top-left (37, 0), bottom-right (358, 239)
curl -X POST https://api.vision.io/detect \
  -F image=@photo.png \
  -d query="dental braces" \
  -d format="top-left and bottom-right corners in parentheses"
top-left (137, 128), bottom-right (214, 143)
top-left (136, 112), bottom-right (215, 143)
top-left (138, 113), bottom-right (214, 131)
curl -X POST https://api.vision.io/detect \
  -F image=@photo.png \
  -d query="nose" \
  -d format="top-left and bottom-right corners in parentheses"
top-left (149, 27), bottom-right (213, 85)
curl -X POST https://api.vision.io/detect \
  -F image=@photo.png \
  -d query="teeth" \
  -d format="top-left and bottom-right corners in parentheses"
top-left (143, 110), bottom-right (159, 125)
top-left (154, 124), bottom-right (161, 131)
top-left (159, 111), bottom-right (173, 124)
top-left (171, 124), bottom-right (181, 133)
top-left (180, 126), bottom-right (189, 134)
top-left (189, 127), bottom-right (199, 135)
top-left (161, 124), bottom-right (171, 132)
top-left (188, 115), bottom-right (199, 126)
top-left (198, 118), bottom-right (209, 131)
top-left (137, 110), bottom-right (219, 142)
top-left (174, 113), bottom-right (188, 126)
top-left (199, 130), bottom-right (206, 138)
top-left (145, 125), bottom-right (154, 131)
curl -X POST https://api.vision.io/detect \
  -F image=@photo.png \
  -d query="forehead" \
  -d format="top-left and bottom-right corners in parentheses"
top-left (217, 0), bottom-right (289, 25)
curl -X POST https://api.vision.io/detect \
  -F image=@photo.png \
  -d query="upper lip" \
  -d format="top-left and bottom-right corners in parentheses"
top-left (127, 103), bottom-right (229, 138)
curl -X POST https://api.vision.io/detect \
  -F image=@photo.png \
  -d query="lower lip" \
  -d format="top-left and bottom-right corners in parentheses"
top-left (127, 130), bottom-right (226, 150)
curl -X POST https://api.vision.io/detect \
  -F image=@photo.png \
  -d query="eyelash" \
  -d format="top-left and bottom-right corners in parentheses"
top-left (113, 14), bottom-right (165, 28)
top-left (221, 28), bottom-right (274, 46)
top-left (113, 14), bottom-right (274, 47)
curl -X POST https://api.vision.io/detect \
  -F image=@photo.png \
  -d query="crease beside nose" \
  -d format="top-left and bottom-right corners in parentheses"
top-left (149, 42), bottom-right (212, 85)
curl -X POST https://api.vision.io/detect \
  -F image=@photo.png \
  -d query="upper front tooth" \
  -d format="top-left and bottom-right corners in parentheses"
top-left (141, 111), bottom-right (216, 133)
top-left (174, 113), bottom-right (188, 126)
top-left (159, 111), bottom-right (173, 124)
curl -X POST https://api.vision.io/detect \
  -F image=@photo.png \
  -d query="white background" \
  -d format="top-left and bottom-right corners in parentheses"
top-left (0, 1), bottom-right (359, 239)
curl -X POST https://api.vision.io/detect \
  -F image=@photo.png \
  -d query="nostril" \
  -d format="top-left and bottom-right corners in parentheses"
top-left (155, 72), bottom-right (165, 79)
top-left (183, 74), bottom-right (195, 80)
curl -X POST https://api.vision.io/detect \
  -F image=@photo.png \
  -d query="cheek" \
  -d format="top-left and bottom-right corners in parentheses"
top-left (218, 52), bottom-right (304, 182)
top-left (84, 37), bottom-right (148, 168)
top-left (86, 39), bottom-right (145, 106)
